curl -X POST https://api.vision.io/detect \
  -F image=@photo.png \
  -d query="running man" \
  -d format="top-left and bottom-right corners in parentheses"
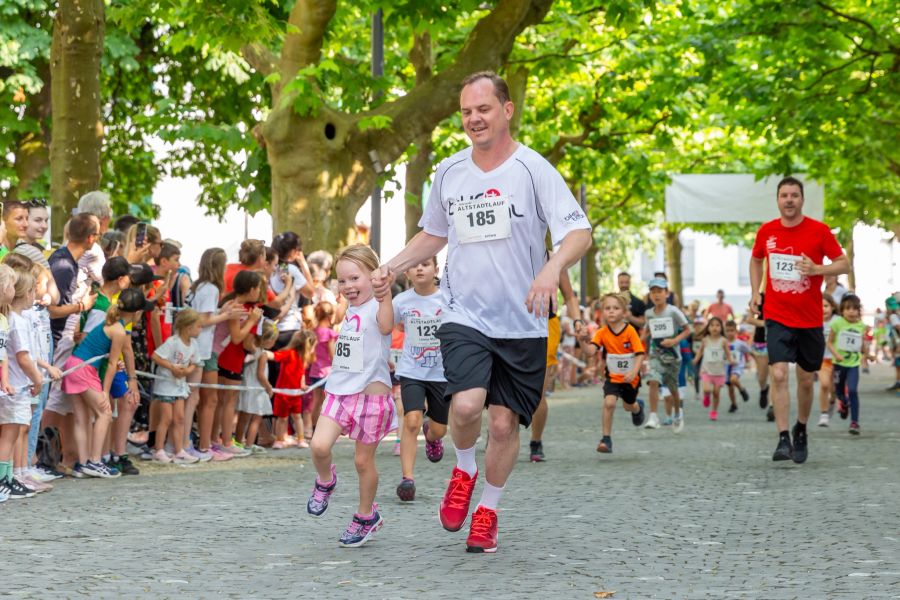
top-left (373, 71), bottom-right (592, 553)
top-left (749, 176), bottom-right (849, 464)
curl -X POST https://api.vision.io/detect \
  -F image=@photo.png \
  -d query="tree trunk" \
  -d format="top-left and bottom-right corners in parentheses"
top-left (584, 242), bottom-right (599, 300)
top-left (255, 0), bottom-right (554, 254)
top-left (846, 231), bottom-right (856, 290)
top-left (664, 225), bottom-right (683, 305)
top-left (50, 0), bottom-right (105, 241)
top-left (404, 135), bottom-right (432, 242)
top-left (10, 60), bottom-right (52, 200)
top-left (264, 106), bottom-right (377, 254)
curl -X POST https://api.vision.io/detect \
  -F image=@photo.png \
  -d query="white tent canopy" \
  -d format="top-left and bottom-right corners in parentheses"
top-left (664, 174), bottom-right (824, 223)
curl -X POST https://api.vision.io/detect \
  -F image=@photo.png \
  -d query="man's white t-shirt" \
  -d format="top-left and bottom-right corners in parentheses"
top-left (190, 282), bottom-right (219, 360)
top-left (419, 144), bottom-right (590, 339)
top-left (393, 288), bottom-right (446, 382)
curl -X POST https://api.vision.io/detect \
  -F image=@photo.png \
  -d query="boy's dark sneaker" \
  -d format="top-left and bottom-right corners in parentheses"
top-left (396, 478), bottom-right (416, 502)
top-left (529, 441), bottom-right (545, 462)
top-left (596, 436), bottom-right (613, 453)
top-left (728, 404), bottom-right (738, 413)
top-left (772, 435), bottom-right (793, 461)
top-left (766, 405), bottom-right (775, 422)
top-left (631, 399), bottom-right (646, 426)
top-left (791, 423), bottom-right (808, 464)
top-left (838, 399), bottom-right (849, 420)
top-left (739, 387), bottom-right (749, 402)
top-left (114, 455), bottom-right (140, 476)
top-left (759, 386), bottom-right (769, 409)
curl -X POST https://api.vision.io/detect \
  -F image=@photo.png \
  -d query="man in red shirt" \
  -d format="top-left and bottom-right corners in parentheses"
top-left (749, 176), bottom-right (849, 464)
top-left (704, 290), bottom-right (734, 322)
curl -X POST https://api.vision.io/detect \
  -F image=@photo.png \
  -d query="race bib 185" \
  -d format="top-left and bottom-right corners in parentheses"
top-left (452, 196), bottom-right (512, 244)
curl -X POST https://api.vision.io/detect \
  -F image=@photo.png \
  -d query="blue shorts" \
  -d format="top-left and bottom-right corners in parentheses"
top-left (111, 371), bottom-right (129, 399)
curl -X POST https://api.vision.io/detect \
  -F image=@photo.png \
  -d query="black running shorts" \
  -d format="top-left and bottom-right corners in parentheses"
top-left (398, 377), bottom-right (449, 425)
top-left (603, 380), bottom-right (640, 404)
top-left (437, 323), bottom-right (547, 427)
top-left (765, 319), bottom-right (825, 373)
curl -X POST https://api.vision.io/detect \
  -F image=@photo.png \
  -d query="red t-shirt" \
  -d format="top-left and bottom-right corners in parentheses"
top-left (145, 280), bottom-right (171, 357)
top-left (273, 349), bottom-right (305, 402)
top-left (751, 217), bottom-right (843, 328)
top-left (217, 302), bottom-right (256, 376)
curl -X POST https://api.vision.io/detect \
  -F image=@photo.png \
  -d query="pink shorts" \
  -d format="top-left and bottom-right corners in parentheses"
top-left (700, 373), bottom-right (726, 387)
top-left (320, 392), bottom-right (396, 445)
top-left (62, 356), bottom-right (102, 395)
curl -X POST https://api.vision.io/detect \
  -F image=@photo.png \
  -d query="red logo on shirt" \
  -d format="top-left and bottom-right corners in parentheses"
top-left (485, 188), bottom-right (501, 197)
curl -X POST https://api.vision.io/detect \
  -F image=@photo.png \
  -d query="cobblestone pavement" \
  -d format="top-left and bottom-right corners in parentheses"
top-left (4, 364), bottom-right (900, 599)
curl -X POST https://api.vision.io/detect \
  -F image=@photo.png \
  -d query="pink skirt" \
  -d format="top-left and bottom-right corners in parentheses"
top-left (320, 392), bottom-right (396, 445)
top-left (62, 356), bottom-right (102, 395)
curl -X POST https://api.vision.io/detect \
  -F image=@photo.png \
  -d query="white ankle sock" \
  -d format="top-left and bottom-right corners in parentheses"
top-left (478, 481), bottom-right (504, 510)
top-left (454, 444), bottom-right (477, 477)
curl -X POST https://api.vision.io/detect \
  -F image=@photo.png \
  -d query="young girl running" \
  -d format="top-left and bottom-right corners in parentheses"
top-left (392, 257), bottom-right (448, 501)
top-left (693, 317), bottom-right (732, 421)
top-left (63, 288), bottom-right (145, 478)
top-left (236, 321), bottom-right (278, 452)
top-left (817, 294), bottom-right (838, 427)
top-left (213, 270), bottom-right (263, 457)
top-left (306, 244), bottom-right (394, 548)
top-left (150, 308), bottom-right (202, 464)
top-left (827, 294), bottom-right (867, 435)
top-left (580, 293), bottom-right (646, 453)
top-left (189, 248), bottom-right (240, 462)
top-left (271, 328), bottom-right (316, 449)
top-left (724, 321), bottom-right (752, 412)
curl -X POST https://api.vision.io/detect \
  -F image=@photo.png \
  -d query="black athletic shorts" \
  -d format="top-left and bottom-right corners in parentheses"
top-left (437, 322), bottom-right (547, 427)
top-left (399, 377), bottom-right (449, 425)
top-left (603, 380), bottom-right (640, 404)
top-left (766, 319), bottom-right (825, 373)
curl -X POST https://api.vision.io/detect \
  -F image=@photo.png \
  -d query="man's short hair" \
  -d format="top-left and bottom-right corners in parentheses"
top-left (618, 271), bottom-right (631, 279)
top-left (159, 242), bottom-right (181, 262)
top-left (776, 176), bottom-right (804, 197)
top-left (460, 71), bottom-right (511, 104)
top-left (2, 200), bottom-right (27, 220)
top-left (77, 191), bottom-right (112, 219)
top-left (114, 214), bottom-right (140, 233)
top-left (67, 213), bottom-right (99, 244)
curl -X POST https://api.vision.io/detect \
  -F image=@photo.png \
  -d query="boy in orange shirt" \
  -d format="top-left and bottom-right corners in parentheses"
top-left (580, 293), bottom-right (646, 453)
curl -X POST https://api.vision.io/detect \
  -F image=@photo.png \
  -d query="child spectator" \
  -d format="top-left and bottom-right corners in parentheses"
top-left (151, 308), bottom-right (203, 464)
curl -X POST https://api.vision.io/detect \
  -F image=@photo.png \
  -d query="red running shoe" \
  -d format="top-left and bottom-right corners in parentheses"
top-left (439, 467), bottom-right (478, 532)
top-left (465, 506), bottom-right (498, 553)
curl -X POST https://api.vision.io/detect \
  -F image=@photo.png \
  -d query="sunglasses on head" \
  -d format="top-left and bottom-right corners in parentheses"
top-left (25, 199), bottom-right (48, 208)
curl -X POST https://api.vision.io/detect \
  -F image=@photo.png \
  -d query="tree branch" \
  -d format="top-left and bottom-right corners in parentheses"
top-left (241, 42), bottom-right (278, 77)
top-left (816, 1), bottom-right (879, 38)
top-left (361, 0), bottom-right (554, 164)
top-left (280, 0), bottom-right (337, 80)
